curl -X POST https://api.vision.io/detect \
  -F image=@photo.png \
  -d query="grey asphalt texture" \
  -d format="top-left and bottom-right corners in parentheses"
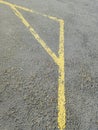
top-left (0, 0), bottom-right (98, 130)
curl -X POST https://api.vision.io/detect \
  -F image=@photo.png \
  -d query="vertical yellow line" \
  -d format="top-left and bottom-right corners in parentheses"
top-left (58, 20), bottom-right (66, 130)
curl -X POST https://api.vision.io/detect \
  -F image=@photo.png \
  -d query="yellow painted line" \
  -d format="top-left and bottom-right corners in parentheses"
top-left (58, 20), bottom-right (66, 130)
top-left (0, 1), bottom-right (66, 129)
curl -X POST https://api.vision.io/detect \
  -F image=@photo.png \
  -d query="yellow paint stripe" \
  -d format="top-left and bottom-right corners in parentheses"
top-left (58, 20), bottom-right (66, 130)
top-left (0, 1), bottom-right (66, 129)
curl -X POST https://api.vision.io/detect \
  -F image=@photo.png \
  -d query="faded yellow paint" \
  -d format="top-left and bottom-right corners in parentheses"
top-left (0, 1), bottom-right (66, 129)
top-left (58, 20), bottom-right (66, 130)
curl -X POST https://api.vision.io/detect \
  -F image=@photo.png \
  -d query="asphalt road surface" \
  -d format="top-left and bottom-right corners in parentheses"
top-left (0, 0), bottom-right (98, 130)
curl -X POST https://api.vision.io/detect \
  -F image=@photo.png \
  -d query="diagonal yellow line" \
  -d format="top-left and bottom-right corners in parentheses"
top-left (12, 7), bottom-right (59, 65)
top-left (0, 1), bottom-right (66, 129)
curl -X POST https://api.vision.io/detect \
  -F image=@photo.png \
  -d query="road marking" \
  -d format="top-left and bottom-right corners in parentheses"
top-left (58, 20), bottom-right (66, 130)
top-left (0, 1), bottom-right (66, 129)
